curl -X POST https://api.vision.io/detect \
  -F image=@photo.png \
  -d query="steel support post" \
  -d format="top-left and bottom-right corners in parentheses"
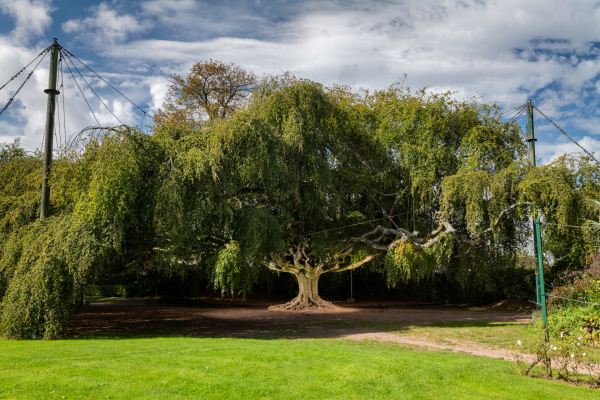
top-left (40, 39), bottom-right (60, 220)
top-left (527, 100), bottom-right (541, 306)
top-left (535, 218), bottom-right (548, 331)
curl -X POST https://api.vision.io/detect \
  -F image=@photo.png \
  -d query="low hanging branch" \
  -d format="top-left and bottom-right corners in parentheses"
top-left (351, 202), bottom-right (530, 252)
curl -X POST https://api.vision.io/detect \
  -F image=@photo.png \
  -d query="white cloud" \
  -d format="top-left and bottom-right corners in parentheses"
top-left (94, 0), bottom-right (600, 115)
top-left (62, 2), bottom-right (147, 45)
top-left (5, 0), bottom-right (600, 155)
top-left (0, 0), bottom-right (53, 43)
top-left (537, 136), bottom-right (600, 165)
top-left (147, 75), bottom-right (170, 112)
top-left (0, 40), bottom-right (53, 149)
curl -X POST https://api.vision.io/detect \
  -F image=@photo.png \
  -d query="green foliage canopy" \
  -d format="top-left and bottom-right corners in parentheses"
top-left (2, 74), bottom-right (600, 337)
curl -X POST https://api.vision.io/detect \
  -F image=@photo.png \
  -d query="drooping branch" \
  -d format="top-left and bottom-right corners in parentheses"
top-left (351, 202), bottom-right (529, 252)
top-left (471, 202), bottom-right (531, 242)
top-left (350, 225), bottom-right (419, 251)
top-left (325, 253), bottom-right (380, 273)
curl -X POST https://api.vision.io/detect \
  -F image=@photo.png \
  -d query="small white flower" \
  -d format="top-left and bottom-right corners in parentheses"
top-left (577, 342), bottom-right (581, 346)
top-left (561, 332), bottom-right (564, 338)
top-left (517, 340), bottom-right (522, 346)
top-left (571, 354), bottom-right (575, 358)
top-left (578, 336), bottom-right (582, 341)
top-left (583, 353), bottom-right (587, 356)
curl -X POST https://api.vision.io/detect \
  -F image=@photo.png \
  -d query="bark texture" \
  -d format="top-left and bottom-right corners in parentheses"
top-left (267, 245), bottom-right (377, 311)
top-left (269, 273), bottom-right (335, 310)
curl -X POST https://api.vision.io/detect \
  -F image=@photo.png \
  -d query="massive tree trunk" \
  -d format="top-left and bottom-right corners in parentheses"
top-left (267, 245), bottom-right (378, 311)
top-left (269, 272), bottom-right (335, 310)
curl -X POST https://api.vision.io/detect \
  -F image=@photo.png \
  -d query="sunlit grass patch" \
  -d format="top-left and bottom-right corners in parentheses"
top-left (1, 335), bottom-right (596, 399)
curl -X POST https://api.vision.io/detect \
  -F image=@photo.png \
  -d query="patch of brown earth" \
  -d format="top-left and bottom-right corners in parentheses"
top-left (340, 331), bottom-right (536, 362)
top-left (68, 300), bottom-right (529, 338)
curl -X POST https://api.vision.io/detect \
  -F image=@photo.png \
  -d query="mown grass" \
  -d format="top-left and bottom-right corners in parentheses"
top-left (1, 335), bottom-right (597, 399)
top-left (305, 318), bottom-right (542, 353)
top-left (398, 320), bottom-right (537, 351)
top-left (391, 320), bottom-right (600, 359)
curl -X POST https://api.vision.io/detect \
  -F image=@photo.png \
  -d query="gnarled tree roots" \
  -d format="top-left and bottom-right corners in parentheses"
top-left (269, 273), bottom-right (338, 311)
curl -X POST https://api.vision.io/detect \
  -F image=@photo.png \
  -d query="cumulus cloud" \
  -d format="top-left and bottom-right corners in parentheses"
top-left (0, 0), bottom-right (53, 148)
top-left (536, 136), bottom-right (600, 164)
top-left (96, 0), bottom-right (600, 111)
top-left (62, 2), bottom-right (147, 45)
top-left (0, 0), bottom-right (53, 43)
top-left (4, 0), bottom-right (600, 159)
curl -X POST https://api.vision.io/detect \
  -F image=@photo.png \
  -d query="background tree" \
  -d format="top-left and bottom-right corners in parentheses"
top-left (154, 60), bottom-right (258, 130)
top-left (0, 138), bottom-right (26, 163)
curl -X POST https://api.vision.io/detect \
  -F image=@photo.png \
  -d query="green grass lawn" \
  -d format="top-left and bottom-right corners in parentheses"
top-left (1, 335), bottom-right (597, 399)
top-left (396, 320), bottom-right (538, 351)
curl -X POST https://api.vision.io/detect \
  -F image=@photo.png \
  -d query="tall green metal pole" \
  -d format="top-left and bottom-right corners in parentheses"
top-left (535, 218), bottom-right (548, 331)
top-left (40, 39), bottom-right (60, 220)
top-left (527, 100), bottom-right (541, 306)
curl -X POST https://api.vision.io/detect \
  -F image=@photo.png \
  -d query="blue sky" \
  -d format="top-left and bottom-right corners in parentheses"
top-left (1, 0), bottom-right (600, 164)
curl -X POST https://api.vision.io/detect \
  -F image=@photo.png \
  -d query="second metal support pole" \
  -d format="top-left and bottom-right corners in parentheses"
top-left (535, 218), bottom-right (548, 332)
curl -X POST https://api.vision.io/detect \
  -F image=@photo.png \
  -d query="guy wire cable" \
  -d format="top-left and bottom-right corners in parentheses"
top-left (0, 45), bottom-right (51, 92)
top-left (543, 221), bottom-right (596, 229)
top-left (60, 46), bottom-right (154, 120)
top-left (0, 50), bottom-right (50, 117)
top-left (499, 103), bottom-right (527, 118)
top-left (61, 49), bottom-right (100, 126)
top-left (62, 51), bottom-right (124, 126)
top-left (301, 210), bottom-right (416, 237)
top-left (508, 105), bottom-right (527, 122)
top-left (534, 105), bottom-right (600, 166)
top-left (502, 105), bottom-right (527, 121)
top-left (500, 105), bottom-right (524, 118)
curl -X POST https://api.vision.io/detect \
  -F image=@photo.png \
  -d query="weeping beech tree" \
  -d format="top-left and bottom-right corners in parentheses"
top-left (2, 73), bottom-right (600, 338)
top-left (347, 86), bottom-right (600, 290)
top-left (0, 128), bottom-right (161, 338)
top-left (152, 75), bottom-right (386, 309)
top-left (348, 84), bottom-right (600, 289)
top-left (151, 76), bottom-right (600, 309)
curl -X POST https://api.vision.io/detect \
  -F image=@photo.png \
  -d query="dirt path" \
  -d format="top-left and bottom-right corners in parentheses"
top-left (340, 331), bottom-right (534, 362)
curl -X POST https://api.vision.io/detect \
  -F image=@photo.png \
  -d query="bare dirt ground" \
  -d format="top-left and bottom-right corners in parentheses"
top-left (68, 298), bottom-right (533, 361)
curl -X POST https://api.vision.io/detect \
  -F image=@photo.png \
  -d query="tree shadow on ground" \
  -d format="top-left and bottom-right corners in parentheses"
top-left (66, 298), bottom-right (530, 341)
